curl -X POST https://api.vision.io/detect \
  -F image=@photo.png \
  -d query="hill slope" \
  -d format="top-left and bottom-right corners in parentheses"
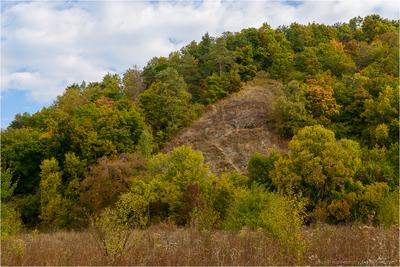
top-left (164, 76), bottom-right (288, 174)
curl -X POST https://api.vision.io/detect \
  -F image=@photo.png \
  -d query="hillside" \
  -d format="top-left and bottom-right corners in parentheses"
top-left (2, 15), bottom-right (398, 265)
top-left (164, 75), bottom-right (288, 174)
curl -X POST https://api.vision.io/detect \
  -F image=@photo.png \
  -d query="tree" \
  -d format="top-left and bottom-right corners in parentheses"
top-left (272, 81), bottom-right (314, 137)
top-left (295, 47), bottom-right (321, 75)
top-left (64, 152), bottom-right (87, 182)
top-left (126, 146), bottom-right (211, 226)
top-left (355, 146), bottom-right (398, 189)
top-left (201, 73), bottom-right (226, 104)
top-left (235, 45), bottom-right (257, 81)
top-left (123, 66), bottom-right (145, 100)
top-left (80, 153), bottom-right (146, 215)
top-left (362, 15), bottom-right (397, 42)
top-left (247, 151), bottom-right (279, 189)
top-left (39, 158), bottom-right (65, 227)
top-left (142, 57), bottom-right (170, 87)
top-left (69, 100), bottom-right (146, 163)
top-left (258, 25), bottom-right (294, 79)
top-left (1, 128), bottom-right (44, 194)
top-left (361, 86), bottom-right (399, 146)
top-left (138, 68), bottom-right (199, 144)
top-left (271, 125), bottom-right (362, 209)
top-left (1, 170), bottom-right (22, 239)
top-left (304, 75), bottom-right (341, 122)
top-left (316, 40), bottom-right (356, 76)
top-left (174, 52), bottom-right (202, 102)
top-left (101, 73), bottom-right (123, 100)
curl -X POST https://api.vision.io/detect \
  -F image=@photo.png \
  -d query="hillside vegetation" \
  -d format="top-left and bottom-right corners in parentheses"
top-left (1, 14), bottom-right (399, 265)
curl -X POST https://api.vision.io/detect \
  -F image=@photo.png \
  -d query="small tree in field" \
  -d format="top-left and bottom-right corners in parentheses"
top-left (39, 158), bottom-right (66, 227)
top-left (89, 193), bottom-right (148, 262)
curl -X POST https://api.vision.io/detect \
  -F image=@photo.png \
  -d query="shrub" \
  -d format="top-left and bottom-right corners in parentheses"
top-left (1, 169), bottom-right (23, 241)
top-left (89, 208), bottom-right (132, 261)
top-left (1, 202), bottom-right (22, 240)
top-left (115, 192), bottom-right (149, 228)
top-left (376, 190), bottom-right (399, 227)
top-left (261, 193), bottom-right (307, 258)
top-left (327, 199), bottom-right (352, 223)
top-left (223, 184), bottom-right (307, 258)
top-left (223, 185), bottom-right (267, 230)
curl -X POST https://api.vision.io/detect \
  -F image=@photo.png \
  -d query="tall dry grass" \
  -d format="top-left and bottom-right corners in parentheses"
top-left (2, 223), bottom-right (399, 266)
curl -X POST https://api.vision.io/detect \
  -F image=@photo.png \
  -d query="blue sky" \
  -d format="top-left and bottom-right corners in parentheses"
top-left (1, 0), bottom-right (399, 128)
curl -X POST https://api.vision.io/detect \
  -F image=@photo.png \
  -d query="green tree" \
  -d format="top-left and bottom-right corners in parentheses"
top-left (235, 45), bottom-right (257, 81)
top-left (201, 73), bottom-right (226, 104)
top-left (70, 100), bottom-right (146, 163)
top-left (247, 151), bottom-right (279, 189)
top-left (295, 47), bottom-right (321, 75)
top-left (259, 25), bottom-right (294, 79)
top-left (138, 68), bottom-right (199, 144)
top-left (127, 146), bottom-right (211, 226)
top-left (142, 57), bottom-right (170, 87)
top-left (362, 15), bottom-right (397, 42)
top-left (316, 40), bottom-right (356, 76)
top-left (272, 81), bottom-right (314, 137)
top-left (361, 86), bottom-right (399, 146)
top-left (64, 152), bottom-right (87, 181)
top-left (1, 128), bottom-right (44, 194)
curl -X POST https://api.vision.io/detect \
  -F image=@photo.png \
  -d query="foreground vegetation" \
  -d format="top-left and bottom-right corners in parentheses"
top-left (2, 224), bottom-right (398, 266)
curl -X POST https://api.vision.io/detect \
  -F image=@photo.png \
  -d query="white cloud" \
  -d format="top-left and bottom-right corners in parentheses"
top-left (1, 0), bottom-right (398, 103)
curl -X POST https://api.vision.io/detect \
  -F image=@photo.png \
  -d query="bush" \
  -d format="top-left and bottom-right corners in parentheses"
top-left (1, 202), bottom-right (22, 240)
top-left (223, 184), bottom-right (307, 258)
top-left (1, 169), bottom-right (22, 240)
top-left (15, 194), bottom-right (40, 226)
top-left (223, 185), bottom-right (267, 230)
top-left (376, 190), bottom-right (399, 227)
top-left (89, 208), bottom-right (132, 261)
top-left (261, 193), bottom-right (307, 258)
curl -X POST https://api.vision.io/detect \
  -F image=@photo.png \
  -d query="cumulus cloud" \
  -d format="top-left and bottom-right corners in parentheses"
top-left (1, 0), bottom-right (398, 103)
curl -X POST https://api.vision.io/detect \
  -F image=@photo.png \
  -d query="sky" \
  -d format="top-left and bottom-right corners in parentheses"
top-left (1, 0), bottom-right (399, 127)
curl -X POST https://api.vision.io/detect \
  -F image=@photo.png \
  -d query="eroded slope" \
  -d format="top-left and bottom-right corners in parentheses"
top-left (164, 76), bottom-right (288, 174)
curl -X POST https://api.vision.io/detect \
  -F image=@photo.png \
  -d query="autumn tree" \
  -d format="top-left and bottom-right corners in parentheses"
top-left (39, 158), bottom-right (66, 227)
top-left (271, 125), bottom-right (361, 210)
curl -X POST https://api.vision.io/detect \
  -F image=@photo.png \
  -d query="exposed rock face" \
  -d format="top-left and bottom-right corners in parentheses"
top-left (163, 77), bottom-right (288, 174)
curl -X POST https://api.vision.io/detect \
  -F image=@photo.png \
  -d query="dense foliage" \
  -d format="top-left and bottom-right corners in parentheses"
top-left (1, 15), bottom-right (398, 236)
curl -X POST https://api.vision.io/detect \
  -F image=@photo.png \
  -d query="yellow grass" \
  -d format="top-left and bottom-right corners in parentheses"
top-left (2, 223), bottom-right (399, 266)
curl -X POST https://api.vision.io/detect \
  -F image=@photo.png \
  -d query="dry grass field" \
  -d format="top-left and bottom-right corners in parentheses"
top-left (2, 223), bottom-right (398, 266)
